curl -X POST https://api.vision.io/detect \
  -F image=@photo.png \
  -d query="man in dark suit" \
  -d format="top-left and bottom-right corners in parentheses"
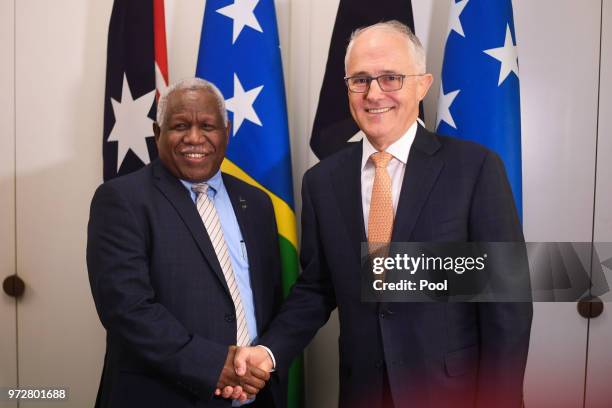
top-left (231, 21), bottom-right (532, 408)
top-left (87, 77), bottom-right (285, 408)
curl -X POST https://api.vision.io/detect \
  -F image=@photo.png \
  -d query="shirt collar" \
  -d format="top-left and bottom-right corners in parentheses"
top-left (361, 121), bottom-right (418, 171)
top-left (179, 169), bottom-right (223, 196)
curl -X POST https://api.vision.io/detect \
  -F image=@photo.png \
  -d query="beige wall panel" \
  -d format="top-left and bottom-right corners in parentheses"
top-left (165, 0), bottom-right (205, 83)
top-left (15, 0), bottom-right (111, 406)
top-left (515, 0), bottom-right (601, 406)
top-left (0, 0), bottom-right (17, 406)
top-left (586, 1), bottom-right (612, 407)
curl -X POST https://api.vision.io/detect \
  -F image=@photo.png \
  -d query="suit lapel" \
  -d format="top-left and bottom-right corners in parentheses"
top-left (329, 128), bottom-right (443, 253)
top-left (331, 144), bottom-right (367, 260)
top-left (392, 126), bottom-right (444, 241)
top-left (152, 161), bottom-right (231, 296)
top-left (222, 174), bottom-right (265, 326)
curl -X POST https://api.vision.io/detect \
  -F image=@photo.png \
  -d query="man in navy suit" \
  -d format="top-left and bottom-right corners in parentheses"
top-left (87, 78), bottom-right (285, 408)
top-left (232, 21), bottom-right (532, 408)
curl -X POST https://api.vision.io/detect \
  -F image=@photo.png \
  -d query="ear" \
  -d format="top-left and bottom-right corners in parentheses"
top-left (153, 122), bottom-right (161, 142)
top-left (417, 73), bottom-right (434, 101)
top-left (224, 121), bottom-right (231, 145)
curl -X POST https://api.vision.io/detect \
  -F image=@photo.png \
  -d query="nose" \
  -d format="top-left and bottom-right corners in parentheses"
top-left (365, 79), bottom-right (385, 100)
top-left (183, 125), bottom-right (202, 144)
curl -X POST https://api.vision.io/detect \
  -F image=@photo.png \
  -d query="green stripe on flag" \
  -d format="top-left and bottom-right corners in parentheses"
top-left (278, 235), bottom-right (303, 407)
top-left (279, 235), bottom-right (299, 296)
top-left (287, 355), bottom-right (304, 408)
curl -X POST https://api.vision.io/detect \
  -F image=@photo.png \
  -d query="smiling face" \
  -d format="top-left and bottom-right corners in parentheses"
top-left (154, 88), bottom-right (230, 182)
top-left (345, 28), bottom-right (433, 151)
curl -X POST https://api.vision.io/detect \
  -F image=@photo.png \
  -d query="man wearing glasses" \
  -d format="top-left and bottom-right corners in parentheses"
top-left (229, 21), bottom-right (532, 408)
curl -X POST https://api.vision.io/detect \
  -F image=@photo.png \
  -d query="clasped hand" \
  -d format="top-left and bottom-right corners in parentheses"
top-left (216, 345), bottom-right (274, 401)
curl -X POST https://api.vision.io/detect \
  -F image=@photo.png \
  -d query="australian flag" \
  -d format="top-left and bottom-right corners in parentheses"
top-left (102, 0), bottom-right (168, 181)
top-left (437, 0), bottom-right (522, 218)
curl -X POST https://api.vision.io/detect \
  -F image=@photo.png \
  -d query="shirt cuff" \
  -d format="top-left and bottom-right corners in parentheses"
top-left (232, 397), bottom-right (255, 406)
top-left (256, 345), bottom-right (276, 372)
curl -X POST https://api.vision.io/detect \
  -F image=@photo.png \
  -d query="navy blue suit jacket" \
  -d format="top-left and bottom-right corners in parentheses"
top-left (260, 126), bottom-right (532, 408)
top-left (87, 160), bottom-right (285, 408)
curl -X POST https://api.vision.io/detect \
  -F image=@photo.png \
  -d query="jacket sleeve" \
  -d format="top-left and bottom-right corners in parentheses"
top-left (258, 170), bottom-right (338, 371)
top-left (86, 182), bottom-right (227, 399)
top-left (469, 150), bottom-right (533, 408)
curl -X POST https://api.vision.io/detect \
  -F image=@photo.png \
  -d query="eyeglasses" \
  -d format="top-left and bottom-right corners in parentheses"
top-left (343, 74), bottom-right (425, 93)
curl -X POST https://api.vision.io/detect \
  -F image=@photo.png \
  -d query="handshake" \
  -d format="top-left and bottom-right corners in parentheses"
top-left (215, 345), bottom-right (274, 402)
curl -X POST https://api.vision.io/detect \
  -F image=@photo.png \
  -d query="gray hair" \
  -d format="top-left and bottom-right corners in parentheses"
top-left (156, 77), bottom-right (228, 128)
top-left (344, 20), bottom-right (427, 74)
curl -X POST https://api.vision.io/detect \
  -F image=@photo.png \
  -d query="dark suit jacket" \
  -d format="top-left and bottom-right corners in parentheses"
top-left (87, 160), bottom-right (286, 408)
top-left (260, 126), bottom-right (532, 408)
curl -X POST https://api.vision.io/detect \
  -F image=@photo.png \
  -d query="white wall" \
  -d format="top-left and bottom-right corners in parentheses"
top-left (586, 1), bottom-right (612, 407)
top-left (0, 0), bottom-right (17, 405)
top-left (10, 0), bottom-right (110, 406)
top-left (516, 1), bottom-right (602, 406)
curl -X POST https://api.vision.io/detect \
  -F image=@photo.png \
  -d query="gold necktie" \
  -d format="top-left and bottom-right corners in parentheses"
top-left (368, 152), bottom-right (394, 255)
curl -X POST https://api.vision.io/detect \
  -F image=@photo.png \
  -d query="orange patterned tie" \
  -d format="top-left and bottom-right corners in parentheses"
top-left (368, 151), bottom-right (394, 255)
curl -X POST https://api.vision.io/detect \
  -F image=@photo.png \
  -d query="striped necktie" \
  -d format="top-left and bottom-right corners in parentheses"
top-left (192, 183), bottom-right (250, 346)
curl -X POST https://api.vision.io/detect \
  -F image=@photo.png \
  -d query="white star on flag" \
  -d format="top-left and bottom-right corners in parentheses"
top-left (483, 24), bottom-right (519, 86)
top-left (436, 83), bottom-right (460, 129)
top-left (216, 0), bottom-right (263, 44)
top-left (448, 0), bottom-right (469, 37)
top-left (225, 73), bottom-right (264, 136)
top-left (107, 74), bottom-right (156, 171)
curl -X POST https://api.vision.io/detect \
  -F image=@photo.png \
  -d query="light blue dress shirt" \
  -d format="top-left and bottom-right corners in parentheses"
top-left (180, 171), bottom-right (258, 345)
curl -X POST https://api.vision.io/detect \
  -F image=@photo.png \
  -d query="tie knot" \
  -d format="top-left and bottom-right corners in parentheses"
top-left (371, 151), bottom-right (393, 168)
top-left (191, 182), bottom-right (209, 195)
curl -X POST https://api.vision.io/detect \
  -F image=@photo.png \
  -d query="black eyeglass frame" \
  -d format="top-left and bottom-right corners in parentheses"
top-left (343, 73), bottom-right (426, 93)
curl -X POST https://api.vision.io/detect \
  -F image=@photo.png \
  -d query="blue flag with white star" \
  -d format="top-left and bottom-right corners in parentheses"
top-left (196, 0), bottom-right (293, 210)
top-left (196, 1), bottom-right (303, 406)
top-left (437, 0), bottom-right (522, 219)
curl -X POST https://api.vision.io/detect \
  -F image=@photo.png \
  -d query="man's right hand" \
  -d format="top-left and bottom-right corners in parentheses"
top-left (216, 346), bottom-right (270, 401)
top-left (234, 346), bottom-right (274, 376)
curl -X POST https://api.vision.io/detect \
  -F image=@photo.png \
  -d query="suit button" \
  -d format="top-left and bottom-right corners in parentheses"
top-left (375, 360), bottom-right (384, 369)
top-left (380, 312), bottom-right (386, 319)
top-left (224, 313), bottom-right (236, 323)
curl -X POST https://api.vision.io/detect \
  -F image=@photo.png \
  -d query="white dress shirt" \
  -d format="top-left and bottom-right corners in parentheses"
top-left (361, 121), bottom-right (418, 236)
